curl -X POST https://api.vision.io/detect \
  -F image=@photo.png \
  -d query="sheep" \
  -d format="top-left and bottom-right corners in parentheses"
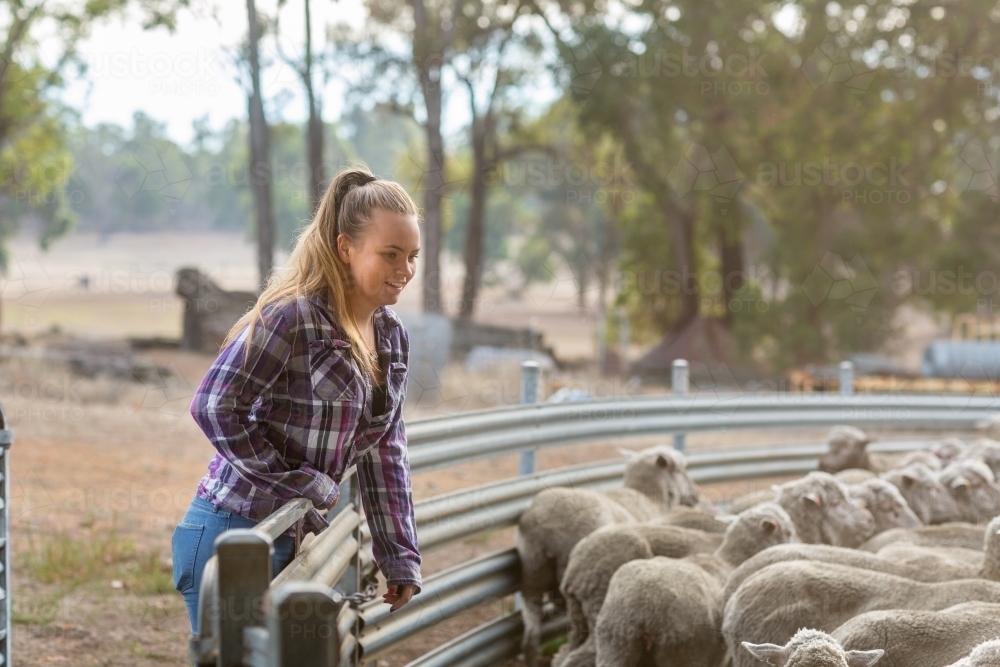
top-left (722, 543), bottom-right (981, 606)
top-left (722, 560), bottom-right (1000, 667)
top-left (724, 471), bottom-right (872, 516)
top-left (742, 628), bottom-right (883, 667)
top-left (819, 425), bottom-right (877, 474)
top-left (847, 478), bottom-right (921, 533)
top-left (834, 469), bottom-right (878, 485)
top-left (874, 541), bottom-right (984, 571)
top-left (726, 487), bottom-right (780, 514)
top-left (931, 437), bottom-right (969, 466)
top-left (943, 639), bottom-right (1000, 667)
top-left (653, 506), bottom-right (731, 534)
top-left (880, 463), bottom-right (964, 524)
top-left (772, 472), bottom-right (876, 547)
top-left (726, 475), bottom-right (911, 537)
top-left (593, 556), bottom-right (727, 667)
top-left (859, 522), bottom-right (986, 552)
top-left (938, 458), bottom-right (1000, 523)
top-left (895, 449), bottom-right (943, 471)
top-left (967, 438), bottom-right (1000, 480)
top-left (831, 602), bottom-right (1000, 667)
top-left (515, 445), bottom-right (697, 667)
top-left (557, 503), bottom-right (797, 667)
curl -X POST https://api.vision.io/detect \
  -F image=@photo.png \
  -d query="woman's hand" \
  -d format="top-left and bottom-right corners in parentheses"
top-left (383, 584), bottom-right (418, 612)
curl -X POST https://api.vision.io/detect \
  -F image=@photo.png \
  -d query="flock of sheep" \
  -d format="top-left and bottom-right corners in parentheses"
top-left (514, 427), bottom-right (1000, 667)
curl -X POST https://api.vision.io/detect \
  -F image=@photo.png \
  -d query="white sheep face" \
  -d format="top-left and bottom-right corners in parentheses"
top-left (742, 628), bottom-right (883, 667)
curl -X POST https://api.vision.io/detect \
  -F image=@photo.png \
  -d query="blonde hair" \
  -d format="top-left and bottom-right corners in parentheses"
top-left (221, 163), bottom-right (420, 388)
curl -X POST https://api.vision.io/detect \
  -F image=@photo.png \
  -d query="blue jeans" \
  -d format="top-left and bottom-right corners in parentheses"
top-left (171, 494), bottom-right (297, 634)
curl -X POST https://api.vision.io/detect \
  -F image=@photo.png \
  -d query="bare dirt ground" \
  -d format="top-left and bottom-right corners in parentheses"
top-left (0, 230), bottom-right (955, 666)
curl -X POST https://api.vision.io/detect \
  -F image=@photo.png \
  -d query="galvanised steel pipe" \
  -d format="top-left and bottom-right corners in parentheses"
top-left (310, 536), bottom-right (357, 589)
top-left (359, 460), bottom-right (627, 544)
top-left (357, 549), bottom-right (520, 661)
top-left (254, 497), bottom-right (312, 541)
top-left (270, 506), bottom-right (359, 587)
top-left (361, 440), bottom-right (943, 548)
top-left (407, 394), bottom-right (998, 471)
top-left (404, 610), bottom-right (569, 667)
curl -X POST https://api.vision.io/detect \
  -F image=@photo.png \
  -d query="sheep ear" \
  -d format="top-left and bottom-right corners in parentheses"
top-left (760, 518), bottom-right (779, 534)
top-left (656, 454), bottom-right (675, 472)
top-left (900, 473), bottom-right (916, 488)
top-left (950, 476), bottom-right (971, 490)
top-left (741, 641), bottom-right (789, 666)
top-left (845, 649), bottom-right (884, 667)
top-left (715, 514), bottom-right (739, 525)
top-left (616, 446), bottom-right (637, 459)
top-left (771, 484), bottom-right (784, 494)
top-left (802, 492), bottom-right (823, 508)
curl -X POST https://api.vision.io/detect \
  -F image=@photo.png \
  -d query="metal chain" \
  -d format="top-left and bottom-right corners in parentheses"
top-left (335, 568), bottom-right (380, 607)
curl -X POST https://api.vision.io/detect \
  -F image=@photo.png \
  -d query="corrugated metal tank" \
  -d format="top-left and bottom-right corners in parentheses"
top-left (921, 340), bottom-right (1000, 379)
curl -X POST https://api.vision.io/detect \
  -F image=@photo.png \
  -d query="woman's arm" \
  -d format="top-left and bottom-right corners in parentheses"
top-left (189, 301), bottom-right (340, 509)
top-left (356, 395), bottom-right (422, 595)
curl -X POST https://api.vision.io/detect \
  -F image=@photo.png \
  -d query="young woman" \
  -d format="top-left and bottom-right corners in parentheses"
top-left (171, 165), bottom-right (422, 634)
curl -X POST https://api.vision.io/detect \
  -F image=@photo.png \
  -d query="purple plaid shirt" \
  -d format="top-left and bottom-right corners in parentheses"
top-left (189, 288), bottom-right (421, 592)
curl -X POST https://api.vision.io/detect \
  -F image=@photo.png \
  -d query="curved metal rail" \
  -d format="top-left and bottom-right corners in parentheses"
top-left (189, 383), bottom-right (1000, 667)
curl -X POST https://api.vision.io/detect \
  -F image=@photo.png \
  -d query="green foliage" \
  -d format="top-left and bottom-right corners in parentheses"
top-left (549, 0), bottom-right (1000, 370)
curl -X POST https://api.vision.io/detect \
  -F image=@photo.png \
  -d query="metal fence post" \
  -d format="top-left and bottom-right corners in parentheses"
top-left (0, 404), bottom-right (11, 667)
top-left (214, 529), bottom-right (273, 667)
top-left (840, 360), bottom-right (855, 396)
top-left (672, 359), bottom-right (689, 452)
top-left (519, 361), bottom-right (540, 476)
top-left (617, 305), bottom-right (630, 376)
top-left (514, 361), bottom-right (540, 614)
top-left (342, 477), bottom-right (361, 667)
top-left (268, 583), bottom-right (341, 667)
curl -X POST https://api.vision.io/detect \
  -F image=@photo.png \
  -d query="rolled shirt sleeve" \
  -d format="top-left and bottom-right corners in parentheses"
top-left (189, 302), bottom-right (340, 512)
top-left (357, 396), bottom-right (422, 594)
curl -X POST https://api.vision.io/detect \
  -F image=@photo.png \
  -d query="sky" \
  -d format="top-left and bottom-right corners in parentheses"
top-left (53, 0), bottom-right (485, 150)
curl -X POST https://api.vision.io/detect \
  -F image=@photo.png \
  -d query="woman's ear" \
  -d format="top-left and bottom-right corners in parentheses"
top-left (336, 233), bottom-right (352, 265)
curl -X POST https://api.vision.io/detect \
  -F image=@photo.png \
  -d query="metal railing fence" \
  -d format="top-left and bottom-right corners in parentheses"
top-left (187, 360), bottom-right (1000, 667)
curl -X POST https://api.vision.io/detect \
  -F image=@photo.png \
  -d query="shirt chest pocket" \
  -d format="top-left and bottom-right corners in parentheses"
top-left (308, 339), bottom-right (359, 403)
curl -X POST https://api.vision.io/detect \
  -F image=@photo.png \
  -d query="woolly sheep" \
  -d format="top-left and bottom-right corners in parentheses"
top-left (722, 560), bottom-right (1000, 667)
top-left (743, 628), bottom-right (883, 667)
top-left (515, 445), bottom-right (697, 667)
top-left (848, 478), bottom-right (921, 533)
top-left (874, 542), bottom-right (984, 571)
top-left (725, 474), bottom-right (914, 535)
top-left (653, 506), bottom-right (731, 534)
top-left (943, 639), bottom-right (1000, 667)
top-left (859, 522), bottom-right (986, 552)
top-left (831, 602), bottom-right (1000, 667)
top-left (880, 463), bottom-right (964, 524)
top-left (967, 438), bottom-right (1000, 480)
top-left (895, 449), bottom-right (943, 471)
top-left (834, 469), bottom-right (878, 485)
top-left (938, 458), bottom-right (1000, 523)
top-left (559, 503), bottom-right (797, 667)
top-left (931, 437), bottom-right (969, 466)
top-left (722, 543), bottom-right (980, 606)
top-left (772, 472), bottom-right (876, 547)
top-left (819, 426), bottom-right (878, 474)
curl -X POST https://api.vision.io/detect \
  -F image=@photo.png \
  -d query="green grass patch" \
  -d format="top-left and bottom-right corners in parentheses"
top-left (18, 519), bottom-right (174, 595)
top-left (11, 589), bottom-right (63, 625)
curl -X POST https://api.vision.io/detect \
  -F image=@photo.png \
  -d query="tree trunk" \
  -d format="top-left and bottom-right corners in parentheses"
top-left (718, 205), bottom-right (745, 328)
top-left (246, 0), bottom-right (275, 291)
top-left (659, 198), bottom-right (699, 329)
top-left (411, 1), bottom-right (445, 315)
top-left (304, 0), bottom-right (325, 213)
top-left (459, 119), bottom-right (489, 320)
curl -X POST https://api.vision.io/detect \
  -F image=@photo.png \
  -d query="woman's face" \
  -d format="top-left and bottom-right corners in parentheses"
top-left (338, 207), bottom-right (420, 311)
